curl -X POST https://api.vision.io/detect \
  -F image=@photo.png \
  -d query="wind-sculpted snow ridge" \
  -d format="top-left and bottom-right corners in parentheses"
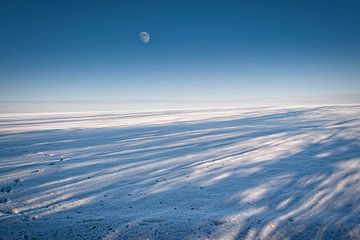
top-left (0, 106), bottom-right (359, 240)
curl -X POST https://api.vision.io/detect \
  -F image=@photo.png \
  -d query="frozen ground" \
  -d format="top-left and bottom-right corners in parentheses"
top-left (0, 106), bottom-right (359, 240)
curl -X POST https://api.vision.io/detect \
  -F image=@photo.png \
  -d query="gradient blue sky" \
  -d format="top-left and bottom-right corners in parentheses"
top-left (0, 0), bottom-right (360, 111)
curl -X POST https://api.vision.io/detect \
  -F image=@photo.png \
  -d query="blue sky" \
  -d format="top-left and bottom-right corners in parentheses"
top-left (0, 0), bottom-right (360, 112)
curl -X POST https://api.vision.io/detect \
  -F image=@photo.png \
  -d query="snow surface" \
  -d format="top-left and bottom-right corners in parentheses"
top-left (0, 106), bottom-right (359, 240)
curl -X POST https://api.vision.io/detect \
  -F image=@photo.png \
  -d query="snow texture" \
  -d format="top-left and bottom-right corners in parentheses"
top-left (0, 106), bottom-right (360, 240)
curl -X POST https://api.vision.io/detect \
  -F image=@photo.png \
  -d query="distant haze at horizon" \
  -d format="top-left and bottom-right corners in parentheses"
top-left (1, 93), bottom-right (359, 113)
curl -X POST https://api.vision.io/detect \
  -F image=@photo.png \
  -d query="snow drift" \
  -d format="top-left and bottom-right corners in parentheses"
top-left (0, 106), bottom-right (359, 239)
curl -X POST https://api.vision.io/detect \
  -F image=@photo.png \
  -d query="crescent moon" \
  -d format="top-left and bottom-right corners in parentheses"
top-left (139, 32), bottom-right (150, 44)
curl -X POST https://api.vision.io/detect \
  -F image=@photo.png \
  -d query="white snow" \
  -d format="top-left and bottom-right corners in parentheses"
top-left (0, 106), bottom-right (359, 239)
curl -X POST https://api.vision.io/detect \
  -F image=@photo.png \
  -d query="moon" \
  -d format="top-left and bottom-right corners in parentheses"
top-left (139, 31), bottom-right (150, 43)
